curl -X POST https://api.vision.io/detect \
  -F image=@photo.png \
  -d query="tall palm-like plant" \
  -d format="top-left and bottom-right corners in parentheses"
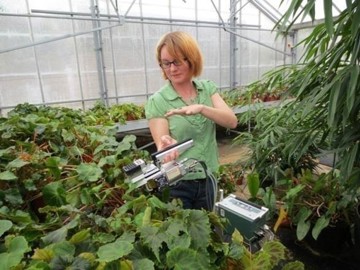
top-left (275, 0), bottom-right (360, 184)
top-left (235, 0), bottom-right (359, 240)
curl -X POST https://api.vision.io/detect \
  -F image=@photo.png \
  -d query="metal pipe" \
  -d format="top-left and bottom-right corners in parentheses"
top-left (25, 0), bottom-right (45, 104)
top-left (109, 0), bottom-right (124, 22)
top-left (224, 28), bottom-right (291, 57)
top-left (28, 9), bottom-right (260, 28)
top-left (0, 11), bottom-right (260, 29)
top-left (106, 0), bottom-right (120, 104)
top-left (210, 0), bottom-right (290, 57)
top-left (90, 0), bottom-right (109, 106)
top-left (69, 0), bottom-right (86, 110)
top-left (124, 0), bottom-right (137, 17)
top-left (218, 0), bottom-right (222, 87)
top-left (229, 0), bottom-right (237, 89)
top-left (228, 0), bottom-right (250, 20)
top-left (261, 0), bottom-right (283, 18)
top-left (248, 0), bottom-right (279, 24)
top-left (139, 0), bottom-right (149, 100)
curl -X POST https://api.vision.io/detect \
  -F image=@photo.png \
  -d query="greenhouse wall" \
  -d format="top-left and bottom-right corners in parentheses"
top-left (0, 0), bottom-right (294, 115)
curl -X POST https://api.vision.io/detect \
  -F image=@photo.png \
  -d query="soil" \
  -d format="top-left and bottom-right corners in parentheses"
top-left (275, 224), bottom-right (360, 270)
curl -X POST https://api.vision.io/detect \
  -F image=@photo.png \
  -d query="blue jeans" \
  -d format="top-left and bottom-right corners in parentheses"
top-left (169, 179), bottom-right (214, 211)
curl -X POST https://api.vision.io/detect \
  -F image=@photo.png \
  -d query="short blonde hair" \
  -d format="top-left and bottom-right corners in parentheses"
top-left (156, 31), bottom-right (203, 80)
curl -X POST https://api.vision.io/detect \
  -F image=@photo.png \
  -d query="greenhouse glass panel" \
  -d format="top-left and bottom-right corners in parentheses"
top-left (0, 0), bottom-right (27, 13)
top-left (2, 0), bottom-right (345, 113)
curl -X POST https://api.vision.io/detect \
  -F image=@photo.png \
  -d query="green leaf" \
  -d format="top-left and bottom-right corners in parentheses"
top-left (139, 226), bottom-right (166, 262)
top-left (76, 163), bottom-right (103, 182)
top-left (42, 227), bottom-right (68, 245)
top-left (32, 248), bottom-right (54, 261)
top-left (96, 239), bottom-right (133, 262)
top-left (344, 142), bottom-right (359, 179)
top-left (284, 184), bottom-right (305, 200)
top-left (71, 257), bottom-right (92, 270)
top-left (6, 158), bottom-right (29, 169)
top-left (296, 208), bottom-right (312, 240)
top-left (45, 157), bottom-right (62, 180)
top-left (228, 238), bottom-right (245, 260)
top-left (247, 173), bottom-right (260, 198)
top-left (26, 261), bottom-right (51, 270)
top-left (42, 182), bottom-right (67, 206)
top-left (166, 247), bottom-right (201, 270)
top-left (52, 241), bottom-right (76, 257)
top-left (133, 258), bottom-right (154, 270)
top-left (122, 134), bottom-right (137, 144)
top-left (92, 232), bottom-right (116, 244)
top-left (49, 256), bottom-right (73, 269)
top-left (61, 128), bottom-right (76, 142)
top-left (351, 1), bottom-right (360, 37)
top-left (250, 252), bottom-right (272, 270)
top-left (0, 171), bottom-right (17, 181)
top-left (327, 79), bottom-right (341, 127)
top-left (0, 147), bottom-right (14, 158)
top-left (41, 219), bottom-right (78, 245)
top-left (0, 209), bottom-right (32, 223)
top-left (323, 0), bottom-right (334, 36)
top-left (186, 210), bottom-right (211, 249)
top-left (0, 220), bottom-right (12, 237)
top-left (142, 206), bottom-right (152, 226)
top-left (118, 231), bottom-right (136, 243)
top-left (69, 228), bottom-right (91, 244)
top-left (282, 261), bottom-right (305, 270)
top-left (312, 215), bottom-right (330, 240)
top-left (116, 142), bottom-right (132, 156)
top-left (0, 236), bottom-right (28, 269)
top-left (262, 241), bottom-right (286, 267)
top-left (167, 233), bottom-right (191, 251)
top-left (80, 188), bottom-right (93, 205)
top-left (5, 188), bottom-right (23, 205)
top-left (147, 195), bottom-right (168, 210)
top-left (98, 155), bottom-right (116, 167)
top-left (8, 236), bottom-right (29, 254)
top-left (164, 218), bottom-right (191, 250)
top-left (346, 65), bottom-right (359, 115)
top-left (0, 252), bottom-right (23, 270)
top-left (66, 188), bottom-right (81, 207)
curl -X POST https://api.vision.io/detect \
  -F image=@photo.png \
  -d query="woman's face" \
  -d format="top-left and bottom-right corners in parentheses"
top-left (160, 45), bottom-right (192, 84)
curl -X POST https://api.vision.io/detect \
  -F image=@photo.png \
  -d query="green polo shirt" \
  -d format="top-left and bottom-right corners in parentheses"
top-left (145, 79), bottom-right (219, 180)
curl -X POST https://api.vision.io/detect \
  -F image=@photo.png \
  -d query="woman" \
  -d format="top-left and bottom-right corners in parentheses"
top-left (145, 31), bottom-right (237, 211)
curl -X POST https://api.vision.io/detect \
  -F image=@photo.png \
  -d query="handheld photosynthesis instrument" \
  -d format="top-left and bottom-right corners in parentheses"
top-left (122, 139), bottom-right (197, 192)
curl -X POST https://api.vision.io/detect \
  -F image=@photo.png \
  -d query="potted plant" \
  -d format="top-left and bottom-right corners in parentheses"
top-left (272, 169), bottom-right (357, 252)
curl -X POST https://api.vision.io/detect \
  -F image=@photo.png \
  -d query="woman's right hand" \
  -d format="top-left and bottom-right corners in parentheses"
top-left (159, 135), bottom-right (179, 163)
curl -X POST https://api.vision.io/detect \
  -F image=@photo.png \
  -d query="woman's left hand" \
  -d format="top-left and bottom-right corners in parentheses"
top-left (165, 104), bottom-right (204, 117)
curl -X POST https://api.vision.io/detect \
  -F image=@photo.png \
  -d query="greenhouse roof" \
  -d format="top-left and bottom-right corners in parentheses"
top-left (1, 0), bottom-right (347, 28)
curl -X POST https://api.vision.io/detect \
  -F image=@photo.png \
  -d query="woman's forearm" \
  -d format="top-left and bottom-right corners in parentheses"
top-left (199, 104), bottom-right (238, 129)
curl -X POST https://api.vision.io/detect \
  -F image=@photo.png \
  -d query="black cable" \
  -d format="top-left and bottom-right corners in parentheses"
top-left (197, 160), bottom-right (217, 211)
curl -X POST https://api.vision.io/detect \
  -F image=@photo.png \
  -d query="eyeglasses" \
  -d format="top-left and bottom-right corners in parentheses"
top-left (160, 59), bottom-right (186, 69)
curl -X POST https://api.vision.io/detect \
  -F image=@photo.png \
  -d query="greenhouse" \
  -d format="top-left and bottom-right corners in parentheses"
top-left (0, 0), bottom-right (359, 269)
